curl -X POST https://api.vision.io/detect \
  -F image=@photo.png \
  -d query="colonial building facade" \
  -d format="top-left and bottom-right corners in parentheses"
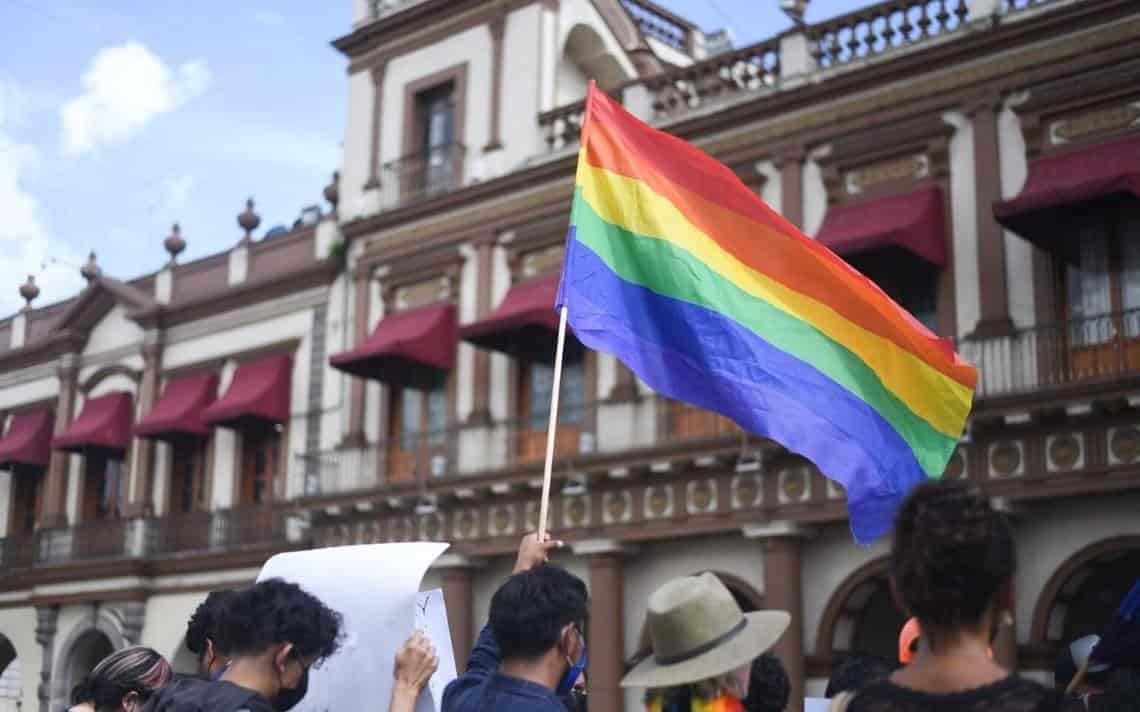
top-left (2, 0), bottom-right (1139, 711)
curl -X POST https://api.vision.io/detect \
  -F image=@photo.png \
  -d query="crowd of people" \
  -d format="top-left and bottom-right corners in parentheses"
top-left (66, 480), bottom-right (1136, 712)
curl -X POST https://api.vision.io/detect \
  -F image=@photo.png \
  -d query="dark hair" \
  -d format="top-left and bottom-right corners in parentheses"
top-left (72, 646), bottom-right (172, 711)
top-left (214, 579), bottom-right (343, 664)
top-left (489, 564), bottom-right (588, 660)
top-left (890, 480), bottom-right (1015, 649)
top-left (744, 654), bottom-right (789, 712)
top-left (824, 652), bottom-right (899, 697)
top-left (186, 589), bottom-right (237, 656)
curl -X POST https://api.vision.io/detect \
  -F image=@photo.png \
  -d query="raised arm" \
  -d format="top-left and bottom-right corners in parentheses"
top-left (389, 631), bottom-right (439, 712)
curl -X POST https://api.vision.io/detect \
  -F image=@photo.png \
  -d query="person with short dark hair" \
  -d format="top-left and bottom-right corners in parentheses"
top-left (443, 533), bottom-right (584, 712)
top-left (743, 653), bottom-right (790, 712)
top-left (143, 579), bottom-right (342, 712)
top-left (837, 481), bottom-right (1064, 711)
top-left (69, 646), bottom-right (173, 712)
top-left (184, 589), bottom-right (237, 678)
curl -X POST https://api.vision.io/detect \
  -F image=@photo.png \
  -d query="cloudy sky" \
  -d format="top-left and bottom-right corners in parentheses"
top-left (0, 0), bottom-right (856, 317)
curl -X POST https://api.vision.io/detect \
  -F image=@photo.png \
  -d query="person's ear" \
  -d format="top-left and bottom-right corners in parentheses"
top-left (120, 691), bottom-right (141, 712)
top-left (274, 643), bottom-right (295, 671)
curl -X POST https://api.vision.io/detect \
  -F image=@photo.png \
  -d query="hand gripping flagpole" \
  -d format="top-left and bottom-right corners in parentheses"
top-left (537, 305), bottom-right (570, 541)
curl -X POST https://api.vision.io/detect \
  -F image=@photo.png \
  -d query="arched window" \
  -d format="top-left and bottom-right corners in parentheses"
top-left (62, 630), bottom-right (114, 704)
top-left (1035, 542), bottom-right (1140, 647)
top-left (817, 558), bottom-right (907, 664)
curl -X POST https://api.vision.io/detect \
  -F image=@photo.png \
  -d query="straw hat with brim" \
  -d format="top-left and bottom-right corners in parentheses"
top-left (621, 572), bottom-right (790, 689)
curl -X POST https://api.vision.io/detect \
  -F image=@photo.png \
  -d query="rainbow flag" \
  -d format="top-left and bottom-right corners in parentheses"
top-left (556, 85), bottom-right (977, 543)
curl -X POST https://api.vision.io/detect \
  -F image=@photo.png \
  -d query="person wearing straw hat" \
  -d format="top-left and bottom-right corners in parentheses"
top-left (622, 572), bottom-right (790, 712)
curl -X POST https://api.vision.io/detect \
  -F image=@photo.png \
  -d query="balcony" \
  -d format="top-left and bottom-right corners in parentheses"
top-left (295, 396), bottom-right (752, 499)
top-left (0, 507), bottom-right (300, 578)
top-left (960, 311), bottom-right (1140, 400)
top-left (379, 143), bottom-right (466, 210)
top-left (620, 0), bottom-right (698, 53)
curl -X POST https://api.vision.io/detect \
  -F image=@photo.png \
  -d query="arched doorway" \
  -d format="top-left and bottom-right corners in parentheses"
top-left (0, 635), bottom-right (20, 712)
top-left (1031, 537), bottom-right (1140, 650)
top-left (62, 630), bottom-right (114, 705)
top-left (817, 558), bottom-right (907, 664)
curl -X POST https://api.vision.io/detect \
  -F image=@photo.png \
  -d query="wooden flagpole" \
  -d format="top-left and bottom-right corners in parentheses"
top-left (537, 305), bottom-right (570, 541)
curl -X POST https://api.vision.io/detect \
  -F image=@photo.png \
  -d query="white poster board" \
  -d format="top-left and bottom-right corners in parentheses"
top-left (805, 697), bottom-right (831, 712)
top-left (413, 589), bottom-right (458, 712)
top-left (257, 542), bottom-right (453, 712)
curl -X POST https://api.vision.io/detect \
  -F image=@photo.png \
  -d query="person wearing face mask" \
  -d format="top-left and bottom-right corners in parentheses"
top-left (143, 578), bottom-right (342, 712)
top-left (443, 532), bottom-right (587, 712)
top-left (69, 646), bottom-right (174, 712)
top-left (184, 589), bottom-right (237, 679)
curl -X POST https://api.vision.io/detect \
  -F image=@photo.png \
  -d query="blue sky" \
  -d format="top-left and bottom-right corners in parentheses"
top-left (0, 0), bottom-right (856, 317)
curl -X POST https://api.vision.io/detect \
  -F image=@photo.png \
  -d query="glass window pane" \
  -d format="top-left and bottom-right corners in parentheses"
top-left (1120, 212), bottom-right (1140, 337)
top-left (400, 390), bottom-right (421, 452)
top-left (529, 359), bottom-right (586, 427)
top-left (1068, 224), bottom-right (1111, 344)
top-left (427, 383), bottom-right (448, 445)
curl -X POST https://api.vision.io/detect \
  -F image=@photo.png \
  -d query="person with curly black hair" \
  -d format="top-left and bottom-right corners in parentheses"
top-left (824, 653), bottom-right (898, 698)
top-left (143, 579), bottom-right (342, 712)
top-left (184, 589), bottom-right (237, 678)
top-left (743, 653), bottom-right (790, 712)
top-left (835, 480), bottom-right (1065, 712)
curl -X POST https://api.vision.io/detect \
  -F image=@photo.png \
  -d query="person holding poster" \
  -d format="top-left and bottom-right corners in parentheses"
top-left (443, 533), bottom-right (587, 712)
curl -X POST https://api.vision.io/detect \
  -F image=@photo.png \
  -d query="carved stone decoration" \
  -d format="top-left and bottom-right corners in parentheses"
top-left (520, 244), bottom-right (565, 279)
top-left (1109, 426), bottom-right (1140, 465)
top-left (490, 504), bottom-right (516, 537)
top-left (602, 490), bottom-right (632, 524)
top-left (644, 485), bottom-right (674, 519)
top-left (1051, 102), bottom-right (1140, 145)
top-left (1046, 432), bottom-right (1084, 472)
top-left (238, 198), bottom-right (260, 242)
top-left (686, 479), bottom-right (718, 515)
top-left (35, 606), bottom-right (59, 712)
top-left (988, 441), bottom-right (1024, 478)
top-left (525, 501), bottom-right (540, 532)
top-left (453, 509), bottom-right (478, 540)
top-left (420, 512), bottom-right (445, 541)
top-left (20, 274), bottom-right (40, 309)
top-left (396, 277), bottom-right (450, 310)
top-left (119, 601), bottom-right (146, 646)
top-left (945, 447), bottom-right (968, 479)
top-left (562, 495), bottom-right (590, 529)
top-left (778, 466), bottom-right (811, 504)
top-left (731, 475), bottom-right (762, 510)
top-left (845, 154), bottom-right (929, 195)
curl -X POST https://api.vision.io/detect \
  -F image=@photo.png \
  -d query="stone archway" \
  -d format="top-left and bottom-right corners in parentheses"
top-left (558, 23), bottom-right (631, 105)
top-left (0, 635), bottom-right (21, 712)
top-left (61, 630), bottom-right (113, 704)
top-left (815, 557), bottom-right (906, 664)
top-left (51, 611), bottom-right (126, 712)
top-left (1030, 535), bottom-right (1140, 651)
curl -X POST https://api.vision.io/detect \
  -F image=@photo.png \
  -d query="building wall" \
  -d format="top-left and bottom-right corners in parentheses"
top-left (0, 606), bottom-right (40, 712)
top-left (140, 591), bottom-right (210, 662)
top-left (945, 110), bottom-right (982, 337)
top-left (83, 306), bottom-right (142, 358)
top-left (998, 99), bottom-right (1036, 329)
top-left (0, 375), bottom-right (59, 410)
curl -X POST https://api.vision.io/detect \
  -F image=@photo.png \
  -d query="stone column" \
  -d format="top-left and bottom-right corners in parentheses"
top-left (35, 605), bottom-right (59, 712)
top-left (747, 523), bottom-right (808, 712)
top-left (125, 336), bottom-right (162, 517)
top-left (775, 145), bottom-right (805, 229)
top-left (436, 554), bottom-right (481, 669)
top-left (468, 235), bottom-right (496, 426)
top-left (121, 601), bottom-right (147, 646)
top-left (576, 539), bottom-right (633, 712)
top-left (484, 12), bottom-right (507, 152)
top-left (364, 60), bottom-right (389, 189)
top-left (40, 355), bottom-right (79, 530)
top-left (344, 267), bottom-right (372, 447)
top-left (967, 91), bottom-right (1013, 337)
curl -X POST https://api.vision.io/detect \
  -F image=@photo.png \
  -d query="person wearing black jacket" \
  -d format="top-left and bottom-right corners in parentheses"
top-left (144, 578), bottom-right (342, 712)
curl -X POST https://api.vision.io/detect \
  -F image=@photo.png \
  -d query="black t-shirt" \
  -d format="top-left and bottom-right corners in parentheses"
top-left (142, 676), bottom-right (274, 712)
top-left (847, 676), bottom-right (1066, 712)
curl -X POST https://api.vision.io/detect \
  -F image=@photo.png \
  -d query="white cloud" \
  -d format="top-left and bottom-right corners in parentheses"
top-left (146, 174), bottom-right (196, 224)
top-left (60, 42), bottom-right (212, 157)
top-left (253, 10), bottom-right (286, 27)
top-left (0, 86), bottom-right (85, 317)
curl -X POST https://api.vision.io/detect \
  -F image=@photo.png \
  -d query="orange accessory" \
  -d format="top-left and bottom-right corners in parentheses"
top-left (899, 617), bottom-right (921, 664)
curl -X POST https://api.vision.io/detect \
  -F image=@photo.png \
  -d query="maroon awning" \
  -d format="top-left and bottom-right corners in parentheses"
top-left (202, 354), bottom-right (292, 429)
top-left (995, 133), bottom-right (1140, 242)
top-left (52, 392), bottom-right (134, 454)
top-left (816, 185), bottom-right (947, 266)
top-left (330, 303), bottom-right (456, 388)
top-left (0, 409), bottom-right (54, 468)
top-left (134, 372), bottom-right (219, 441)
top-left (459, 275), bottom-right (564, 364)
